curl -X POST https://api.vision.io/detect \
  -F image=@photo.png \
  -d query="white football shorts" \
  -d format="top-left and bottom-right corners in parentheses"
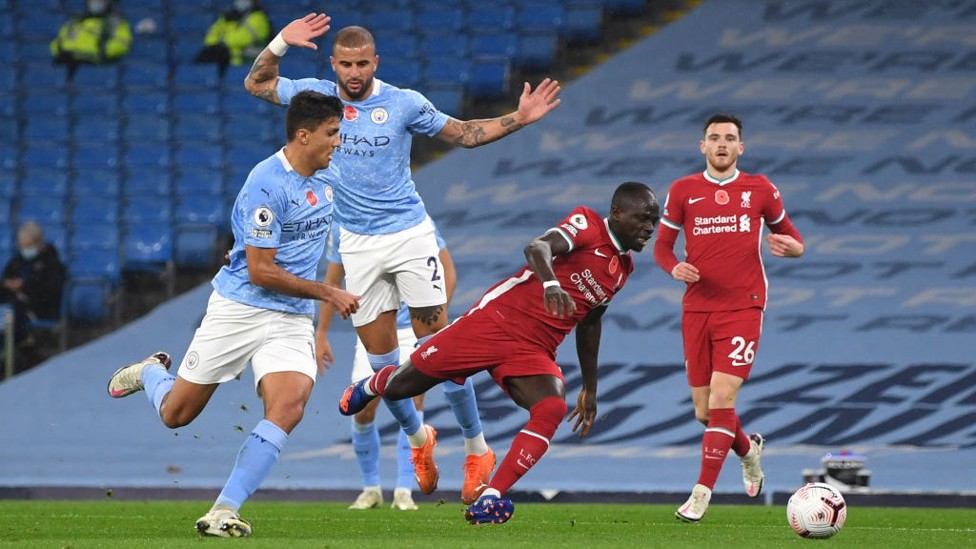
top-left (340, 216), bottom-right (446, 327)
top-left (351, 326), bottom-right (418, 382)
top-left (177, 292), bottom-right (317, 394)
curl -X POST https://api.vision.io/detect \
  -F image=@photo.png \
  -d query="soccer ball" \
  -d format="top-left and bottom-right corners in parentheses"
top-left (786, 482), bottom-right (847, 539)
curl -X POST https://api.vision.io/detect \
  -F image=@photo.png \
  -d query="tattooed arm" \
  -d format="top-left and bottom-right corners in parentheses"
top-left (244, 13), bottom-right (331, 105)
top-left (436, 78), bottom-right (562, 148)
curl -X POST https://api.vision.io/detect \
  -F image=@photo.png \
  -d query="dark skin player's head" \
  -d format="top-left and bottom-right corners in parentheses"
top-left (608, 181), bottom-right (660, 252)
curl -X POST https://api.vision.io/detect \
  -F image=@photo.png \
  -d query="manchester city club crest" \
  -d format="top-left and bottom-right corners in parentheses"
top-left (370, 107), bottom-right (389, 124)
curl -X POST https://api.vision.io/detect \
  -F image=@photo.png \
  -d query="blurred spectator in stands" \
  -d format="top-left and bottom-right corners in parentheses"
top-left (194, 0), bottom-right (272, 75)
top-left (0, 222), bottom-right (67, 366)
top-left (50, 0), bottom-right (132, 79)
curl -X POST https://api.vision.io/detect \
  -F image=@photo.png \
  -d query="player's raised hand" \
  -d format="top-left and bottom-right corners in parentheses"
top-left (767, 233), bottom-right (805, 258)
top-left (515, 78), bottom-right (562, 125)
top-left (568, 387), bottom-right (597, 437)
top-left (543, 285), bottom-right (576, 318)
top-left (281, 13), bottom-right (331, 50)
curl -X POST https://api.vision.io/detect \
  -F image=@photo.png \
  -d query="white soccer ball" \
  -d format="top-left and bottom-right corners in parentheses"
top-left (786, 482), bottom-right (847, 539)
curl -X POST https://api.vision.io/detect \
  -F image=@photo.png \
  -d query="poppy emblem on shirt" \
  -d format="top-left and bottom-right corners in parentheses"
top-left (370, 107), bottom-right (389, 124)
top-left (343, 105), bottom-right (358, 121)
top-left (715, 189), bottom-right (730, 205)
top-left (608, 255), bottom-right (619, 275)
top-left (306, 190), bottom-right (318, 206)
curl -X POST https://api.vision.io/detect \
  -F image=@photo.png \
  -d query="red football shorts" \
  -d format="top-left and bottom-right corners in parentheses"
top-left (410, 309), bottom-right (564, 392)
top-left (681, 308), bottom-right (764, 387)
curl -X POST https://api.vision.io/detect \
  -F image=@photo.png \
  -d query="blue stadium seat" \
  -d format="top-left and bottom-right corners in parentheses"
top-left (0, 117), bottom-right (15, 142)
top-left (33, 92), bottom-right (70, 117)
top-left (175, 194), bottom-right (227, 225)
top-left (419, 35), bottom-right (470, 59)
top-left (71, 92), bottom-right (121, 116)
top-left (20, 168), bottom-right (69, 198)
top-left (375, 33), bottom-right (418, 58)
top-left (127, 35), bottom-right (169, 63)
top-left (424, 85), bottom-right (464, 118)
top-left (122, 170), bottom-right (171, 198)
top-left (69, 65), bottom-right (120, 91)
top-left (170, 38), bottom-right (204, 60)
top-left (0, 13), bottom-right (11, 41)
top-left (123, 114), bottom-right (171, 141)
top-left (0, 65), bottom-right (15, 95)
top-left (121, 143), bottom-right (171, 172)
top-left (562, 5), bottom-right (604, 43)
top-left (73, 115), bottom-right (121, 143)
top-left (225, 142), bottom-right (269, 170)
top-left (67, 247), bottom-right (121, 286)
top-left (71, 170), bottom-right (121, 198)
top-left (516, 4), bottom-right (565, 32)
top-left (174, 168), bottom-right (223, 197)
top-left (172, 113), bottom-right (223, 142)
top-left (465, 57), bottom-right (510, 99)
top-left (17, 16), bottom-right (60, 40)
top-left (63, 277), bottom-right (115, 323)
top-left (67, 223), bottom-right (122, 253)
top-left (39, 224), bottom-right (68, 254)
top-left (71, 142), bottom-right (120, 171)
top-left (122, 194), bottom-right (173, 224)
top-left (174, 142), bottom-right (224, 170)
top-left (423, 57), bottom-right (470, 88)
top-left (471, 32), bottom-right (519, 59)
top-left (15, 195), bottom-right (66, 225)
top-left (370, 8), bottom-right (415, 34)
top-left (172, 90), bottom-right (220, 115)
top-left (325, 8), bottom-right (368, 30)
top-left (514, 32), bottom-right (559, 71)
top-left (173, 63), bottom-right (223, 91)
top-left (224, 113), bottom-right (275, 144)
top-left (23, 116), bottom-right (70, 143)
top-left (20, 66), bottom-right (68, 92)
top-left (122, 91), bottom-right (170, 116)
top-left (22, 142), bottom-right (68, 170)
top-left (69, 195), bottom-right (120, 226)
top-left (173, 223), bottom-right (219, 269)
top-left (416, 8), bottom-right (465, 35)
top-left (121, 224), bottom-right (175, 289)
top-left (468, 6), bottom-right (517, 34)
top-left (18, 40), bottom-right (56, 65)
top-left (222, 87), bottom-right (274, 115)
top-left (604, 0), bottom-right (648, 16)
top-left (378, 58), bottom-right (422, 89)
top-left (120, 64), bottom-right (170, 91)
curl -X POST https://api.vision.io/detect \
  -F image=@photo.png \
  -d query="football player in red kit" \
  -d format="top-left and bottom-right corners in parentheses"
top-left (654, 114), bottom-right (805, 523)
top-left (339, 181), bottom-right (660, 525)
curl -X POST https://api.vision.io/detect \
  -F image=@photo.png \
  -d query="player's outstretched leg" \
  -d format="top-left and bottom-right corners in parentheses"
top-left (106, 352), bottom-right (171, 398)
top-left (740, 433), bottom-right (765, 498)
top-left (195, 505), bottom-right (252, 538)
top-left (339, 377), bottom-right (376, 415)
top-left (464, 488), bottom-right (515, 525)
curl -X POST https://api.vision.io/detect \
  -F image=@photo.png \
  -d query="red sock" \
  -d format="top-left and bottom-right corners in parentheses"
top-left (696, 407), bottom-right (737, 489)
top-left (489, 397), bottom-right (567, 496)
top-left (731, 414), bottom-right (751, 457)
top-left (367, 365), bottom-right (396, 396)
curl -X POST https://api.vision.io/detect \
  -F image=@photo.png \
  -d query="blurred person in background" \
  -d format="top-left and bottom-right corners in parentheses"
top-left (195, 0), bottom-right (272, 75)
top-left (50, 0), bottom-right (132, 79)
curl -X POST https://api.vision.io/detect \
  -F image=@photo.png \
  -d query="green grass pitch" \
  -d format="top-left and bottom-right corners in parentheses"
top-left (0, 500), bottom-right (973, 548)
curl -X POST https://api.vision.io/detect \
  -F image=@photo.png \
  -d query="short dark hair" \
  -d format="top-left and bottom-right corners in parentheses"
top-left (285, 91), bottom-right (343, 142)
top-left (334, 26), bottom-right (375, 51)
top-left (703, 113), bottom-right (743, 138)
top-left (611, 181), bottom-right (655, 210)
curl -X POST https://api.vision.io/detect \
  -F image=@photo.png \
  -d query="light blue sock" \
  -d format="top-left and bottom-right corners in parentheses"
top-left (215, 419), bottom-right (288, 511)
top-left (396, 411), bottom-right (422, 489)
top-left (141, 364), bottom-right (175, 416)
top-left (442, 378), bottom-right (483, 439)
top-left (352, 420), bottom-right (380, 487)
top-left (368, 349), bottom-right (421, 436)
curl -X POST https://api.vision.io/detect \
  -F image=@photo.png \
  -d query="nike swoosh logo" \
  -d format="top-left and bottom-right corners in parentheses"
top-left (594, 249), bottom-right (608, 258)
top-left (731, 361), bottom-right (751, 367)
top-left (704, 455), bottom-right (723, 460)
top-left (689, 197), bottom-right (706, 204)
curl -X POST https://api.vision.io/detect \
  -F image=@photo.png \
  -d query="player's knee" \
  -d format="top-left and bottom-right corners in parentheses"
top-left (267, 401), bottom-right (305, 433)
top-left (527, 396), bottom-right (568, 439)
top-left (695, 409), bottom-right (710, 425)
top-left (159, 406), bottom-right (193, 429)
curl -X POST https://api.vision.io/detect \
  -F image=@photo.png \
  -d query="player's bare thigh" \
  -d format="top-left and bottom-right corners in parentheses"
top-left (505, 375), bottom-right (566, 411)
top-left (259, 370), bottom-right (313, 433)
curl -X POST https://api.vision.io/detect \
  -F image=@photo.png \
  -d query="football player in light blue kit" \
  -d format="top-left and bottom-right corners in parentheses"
top-left (107, 92), bottom-right (360, 538)
top-left (244, 14), bottom-right (560, 501)
top-left (316, 219), bottom-right (486, 510)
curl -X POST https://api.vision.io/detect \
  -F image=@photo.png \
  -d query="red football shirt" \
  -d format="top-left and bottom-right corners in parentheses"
top-left (464, 206), bottom-right (634, 352)
top-left (655, 170), bottom-right (793, 312)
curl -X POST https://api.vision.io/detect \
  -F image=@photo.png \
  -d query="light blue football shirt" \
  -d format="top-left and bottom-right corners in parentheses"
top-left (322, 218), bottom-right (447, 329)
top-left (276, 77), bottom-right (449, 235)
top-left (214, 148), bottom-right (338, 315)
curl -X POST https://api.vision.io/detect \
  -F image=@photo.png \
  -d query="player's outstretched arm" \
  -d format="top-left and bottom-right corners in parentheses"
top-left (245, 245), bottom-right (360, 318)
top-left (314, 262), bottom-right (346, 375)
top-left (245, 13), bottom-right (331, 104)
top-left (568, 306), bottom-right (606, 437)
top-left (435, 78), bottom-right (561, 148)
